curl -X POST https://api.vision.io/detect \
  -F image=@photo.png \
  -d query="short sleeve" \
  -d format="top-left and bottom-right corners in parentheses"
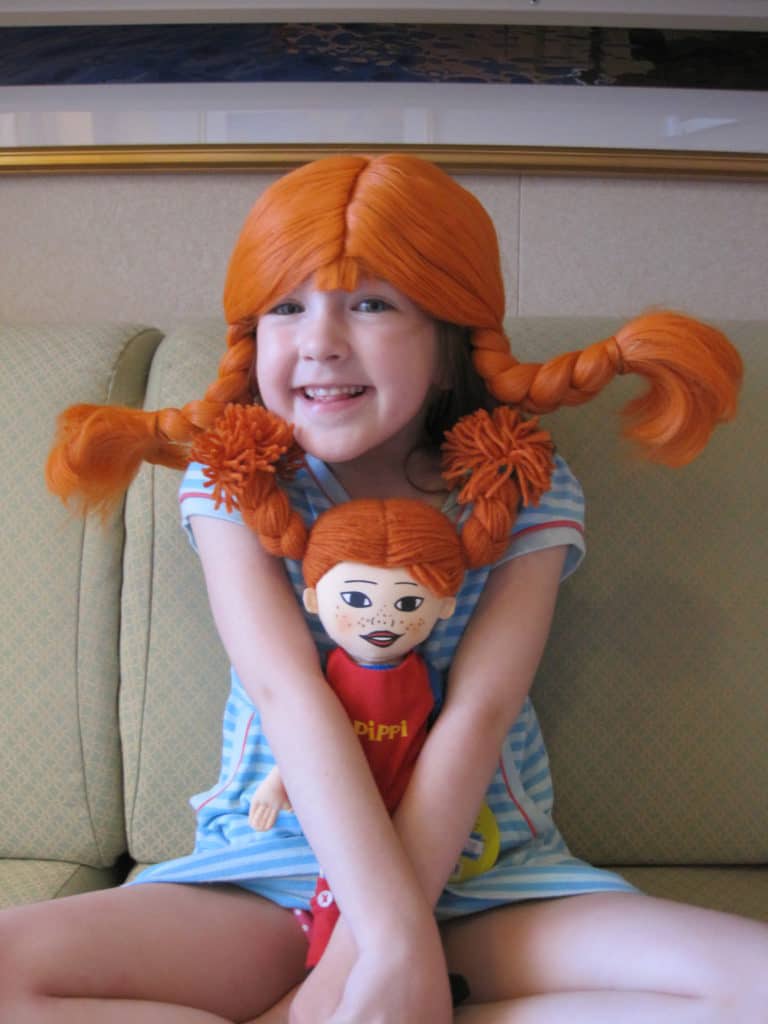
top-left (178, 461), bottom-right (246, 551)
top-left (496, 454), bottom-right (586, 579)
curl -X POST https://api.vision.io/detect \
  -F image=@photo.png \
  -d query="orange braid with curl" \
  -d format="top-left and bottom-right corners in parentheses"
top-left (472, 312), bottom-right (742, 467)
top-left (46, 323), bottom-right (255, 516)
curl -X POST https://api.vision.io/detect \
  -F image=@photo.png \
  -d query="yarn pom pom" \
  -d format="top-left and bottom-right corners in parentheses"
top-left (191, 405), bottom-right (304, 512)
top-left (441, 407), bottom-right (554, 507)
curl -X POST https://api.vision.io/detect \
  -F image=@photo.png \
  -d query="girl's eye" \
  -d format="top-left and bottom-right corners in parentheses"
top-left (355, 297), bottom-right (392, 313)
top-left (268, 300), bottom-right (303, 315)
top-left (341, 591), bottom-right (372, 608)
top-left (394, 596), bottom-right (424, 612)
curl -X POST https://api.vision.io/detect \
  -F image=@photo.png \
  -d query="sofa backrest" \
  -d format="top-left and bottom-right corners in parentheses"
top-left (119, 317), bottom-right (767, 870)
top-left (0, 323), bottom-right (162, 870)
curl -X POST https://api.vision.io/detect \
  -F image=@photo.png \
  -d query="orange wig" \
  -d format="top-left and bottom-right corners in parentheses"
top-left (47, 153), bottom-right (743, 515)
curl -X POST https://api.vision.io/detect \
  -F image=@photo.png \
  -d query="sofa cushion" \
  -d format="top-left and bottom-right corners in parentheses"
top-left (121, 322), bottom-right (230, 864)
top-left (0, 323), bottom-right (162, 889)
top-left (518, 319), bottom-right (767, 867)
top-left (119, 318), bottom-right (766, 884)
top-left (620, 867), bottom-right (768, 922)
top-left (0, 859), bottom-right (122, 910)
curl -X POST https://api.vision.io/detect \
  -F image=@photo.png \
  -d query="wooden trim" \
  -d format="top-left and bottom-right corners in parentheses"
top-left (2, 143), bottom-right (767, 179)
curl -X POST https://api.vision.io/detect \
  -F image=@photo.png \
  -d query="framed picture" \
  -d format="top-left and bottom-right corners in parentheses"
top-left (1, 19), bottom-right (766, 177)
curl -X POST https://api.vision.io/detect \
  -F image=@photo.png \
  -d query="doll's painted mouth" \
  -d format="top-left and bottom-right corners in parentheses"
top-left (361, 631), bottom-right (402, 648)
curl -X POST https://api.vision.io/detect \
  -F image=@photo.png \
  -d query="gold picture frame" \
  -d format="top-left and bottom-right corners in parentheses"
top-left (2, 142), bottom-right (767, 178)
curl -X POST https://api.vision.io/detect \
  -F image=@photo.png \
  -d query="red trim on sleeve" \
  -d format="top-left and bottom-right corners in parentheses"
top-left (178, 489), bottom-right (216, 505)
top-left (514, 519), bottom-right (584, 539)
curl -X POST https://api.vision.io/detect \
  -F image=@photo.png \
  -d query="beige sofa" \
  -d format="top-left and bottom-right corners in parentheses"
top-left (1, 317), bottom-right (765, 922)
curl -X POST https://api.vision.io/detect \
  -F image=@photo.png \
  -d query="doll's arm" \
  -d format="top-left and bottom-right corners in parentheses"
top-left (249, 764), bottom-right (292, 831)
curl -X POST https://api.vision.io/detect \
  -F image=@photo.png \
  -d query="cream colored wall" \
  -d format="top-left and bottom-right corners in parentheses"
top-left (1, 170), bottom-right (766, 330)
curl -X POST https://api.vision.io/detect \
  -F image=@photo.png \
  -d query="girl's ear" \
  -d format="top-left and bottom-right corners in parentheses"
top-left (303, 588), bottom-right (319, 615)
top-left (439, 596), bottom-right (456, 620)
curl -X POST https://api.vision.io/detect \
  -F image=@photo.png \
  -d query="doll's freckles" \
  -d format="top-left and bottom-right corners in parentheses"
top-left (334, 609), bottom-right (356, 631)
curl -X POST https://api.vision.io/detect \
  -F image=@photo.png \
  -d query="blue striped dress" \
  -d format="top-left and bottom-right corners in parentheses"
top-left (131, 454), bottom-right (635, 915)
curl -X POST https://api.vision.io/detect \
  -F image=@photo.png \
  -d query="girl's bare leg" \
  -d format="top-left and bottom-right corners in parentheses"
top-left (0, 882), bottom-right (308, 1023)
top-left (442, 892), bottom-right (768, 1022)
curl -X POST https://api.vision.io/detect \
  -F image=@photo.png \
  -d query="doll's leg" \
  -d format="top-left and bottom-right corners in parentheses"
top-left (0, 881), bottom-right (308, 1023)
top-left (250, 764), bottom-right (293, 831)
top-left (442, 892), bottom-right (768, 1022)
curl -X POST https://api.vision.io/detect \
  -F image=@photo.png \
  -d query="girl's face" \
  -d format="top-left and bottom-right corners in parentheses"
top-left (255, 276), bottom-right (440, 469)
top-left (303, 561), bottom-right (455, 665)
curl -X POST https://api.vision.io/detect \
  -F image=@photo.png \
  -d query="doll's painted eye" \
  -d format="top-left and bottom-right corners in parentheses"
top-left (341, 591), bottom-right (372, 608)
top-left (394, 596), bottom-right (424, 613)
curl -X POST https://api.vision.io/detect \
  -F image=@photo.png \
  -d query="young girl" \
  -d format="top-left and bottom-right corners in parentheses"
top-left (3, 153), bottom-right (765, 1024)
top-left (195, 403), bottom-right (553, 967)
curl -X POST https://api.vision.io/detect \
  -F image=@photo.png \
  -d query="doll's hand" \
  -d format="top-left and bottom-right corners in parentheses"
top-left (250, 766), bottom-right (292, 831)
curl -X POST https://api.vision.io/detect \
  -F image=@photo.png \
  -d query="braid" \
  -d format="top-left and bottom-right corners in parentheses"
top-left (441, 407), bottom-right (555, 569)
top-left (190, 405), bottom-right (308, 561)
top-left (471, 313), bottom-right (741, 467)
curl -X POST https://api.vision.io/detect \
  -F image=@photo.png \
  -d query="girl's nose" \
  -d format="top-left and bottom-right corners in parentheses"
top-left (298, 311), bottom-right (349, 362)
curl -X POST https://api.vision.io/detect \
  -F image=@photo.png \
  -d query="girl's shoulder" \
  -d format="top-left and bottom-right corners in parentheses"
top-left (503, 453), bottom-right (585, 580)
top-left (178, 457), bottom-right (332, 552)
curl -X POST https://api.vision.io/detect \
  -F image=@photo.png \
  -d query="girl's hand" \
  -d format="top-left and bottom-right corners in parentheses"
top-left (289, 917), bottom-right (452, 1024)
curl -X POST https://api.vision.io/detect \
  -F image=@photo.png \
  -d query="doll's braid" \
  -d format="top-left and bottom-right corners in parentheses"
top-left (189, 404), bottom-right (307, 560)
top-left (441, 407), bottom-right (555, 569)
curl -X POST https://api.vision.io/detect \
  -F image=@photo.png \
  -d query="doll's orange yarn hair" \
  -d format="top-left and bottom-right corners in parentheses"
top-left (192, 404), bottom-right (555, 590)
top-left (302, 500), bottom-right (466, 598)
top-left (47, 152), bottom-right (742, 515)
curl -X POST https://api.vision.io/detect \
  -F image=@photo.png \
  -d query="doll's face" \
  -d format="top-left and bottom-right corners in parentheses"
top-left (303, 561), bottom-right (455, 665)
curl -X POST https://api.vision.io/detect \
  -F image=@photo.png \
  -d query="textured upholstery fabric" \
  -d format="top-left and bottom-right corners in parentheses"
top-left (119, 318), bottom-right (766, 911)
top-left (621, 867), bottom-right (768, 923)
top-left (517, 320), bottom-right (767, 868)
top-left (121, 323), bottom-right (230, 864)
top-left (0, 859), bottom-right (121, 910)
top-left (0, 324), bottom-right (161, 892)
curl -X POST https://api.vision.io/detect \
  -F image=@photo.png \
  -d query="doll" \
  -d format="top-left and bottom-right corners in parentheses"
top-left (191, 400), bottom-right (556, 964)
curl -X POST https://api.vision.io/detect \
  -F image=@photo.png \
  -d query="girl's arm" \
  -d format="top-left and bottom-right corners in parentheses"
top-left (395, 544), bottom-right (568, 901)
top-left (191, 515), bottom-right (452, 1021)
top-left (291, 545), bottom-right (567, 1019)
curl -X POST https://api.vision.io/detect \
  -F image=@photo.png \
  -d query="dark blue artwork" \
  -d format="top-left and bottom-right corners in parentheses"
top-left (0, 23), bottom-right (764, 89)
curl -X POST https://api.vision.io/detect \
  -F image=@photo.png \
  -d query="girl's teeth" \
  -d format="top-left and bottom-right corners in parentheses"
top-left (304, 386), bottom-right (364, 399)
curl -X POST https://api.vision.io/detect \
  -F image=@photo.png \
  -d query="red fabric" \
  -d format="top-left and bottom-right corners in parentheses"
top-left (325, 647), bottom-right (434, 812)
top-left (305, 875), bottom-right (340, 967)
